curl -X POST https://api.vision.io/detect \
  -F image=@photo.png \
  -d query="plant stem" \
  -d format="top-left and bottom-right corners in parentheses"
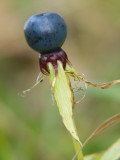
top-left (73, 138), bottom-right (83, 160)
top-left (72, 120), bottom-right (84, 160)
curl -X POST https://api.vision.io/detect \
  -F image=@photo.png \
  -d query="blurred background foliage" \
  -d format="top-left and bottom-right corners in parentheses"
top-left (0, 0), bottom-right (120, 159)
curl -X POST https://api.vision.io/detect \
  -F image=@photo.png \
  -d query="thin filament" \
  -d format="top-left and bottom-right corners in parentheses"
top-left (18, 72), bottom-right (46, 97)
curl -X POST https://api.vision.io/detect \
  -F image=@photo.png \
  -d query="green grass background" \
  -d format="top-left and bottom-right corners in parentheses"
top-left (0, 0), bottom-right (120, 159)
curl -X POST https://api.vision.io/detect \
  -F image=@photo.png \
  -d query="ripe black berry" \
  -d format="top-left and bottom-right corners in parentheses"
top-left (24, 12), bottom-right (67, 54)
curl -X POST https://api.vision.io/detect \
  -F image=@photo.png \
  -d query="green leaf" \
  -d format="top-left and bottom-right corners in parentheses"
top-left (84, 153), bottom-right (103, 160)
top-left (101, 139), bottom-right (120, 160)
top-left (48, 61), bottom-right (83, 160)
top-left (84, 139), bottom-right (120, 160)
top-left (84, 154), bottom-right (96, 160)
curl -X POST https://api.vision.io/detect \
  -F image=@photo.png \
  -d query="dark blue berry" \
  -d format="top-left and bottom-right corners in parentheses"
top-left (24, 12), bottom-right (67, 54)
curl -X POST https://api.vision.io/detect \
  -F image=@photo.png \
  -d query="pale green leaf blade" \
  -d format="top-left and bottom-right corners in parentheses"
top-left (101, 139), bottom-right (120, 160)
top-left (48, 61), bottom-right (80, 142)
top-left (84, 153), bottom-right (103, 160)
top-left (84, 154), bottom-right (96, 160)
top-left (48, 61), bottom-right (83, 160)
top-left (84, 139), bottom-right (120, 160)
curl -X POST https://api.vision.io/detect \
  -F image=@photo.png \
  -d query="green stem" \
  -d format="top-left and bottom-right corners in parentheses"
top-left (73, 138), bottom-right (83, 160)
top-left (72, 120), bottom-right (84, 160)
